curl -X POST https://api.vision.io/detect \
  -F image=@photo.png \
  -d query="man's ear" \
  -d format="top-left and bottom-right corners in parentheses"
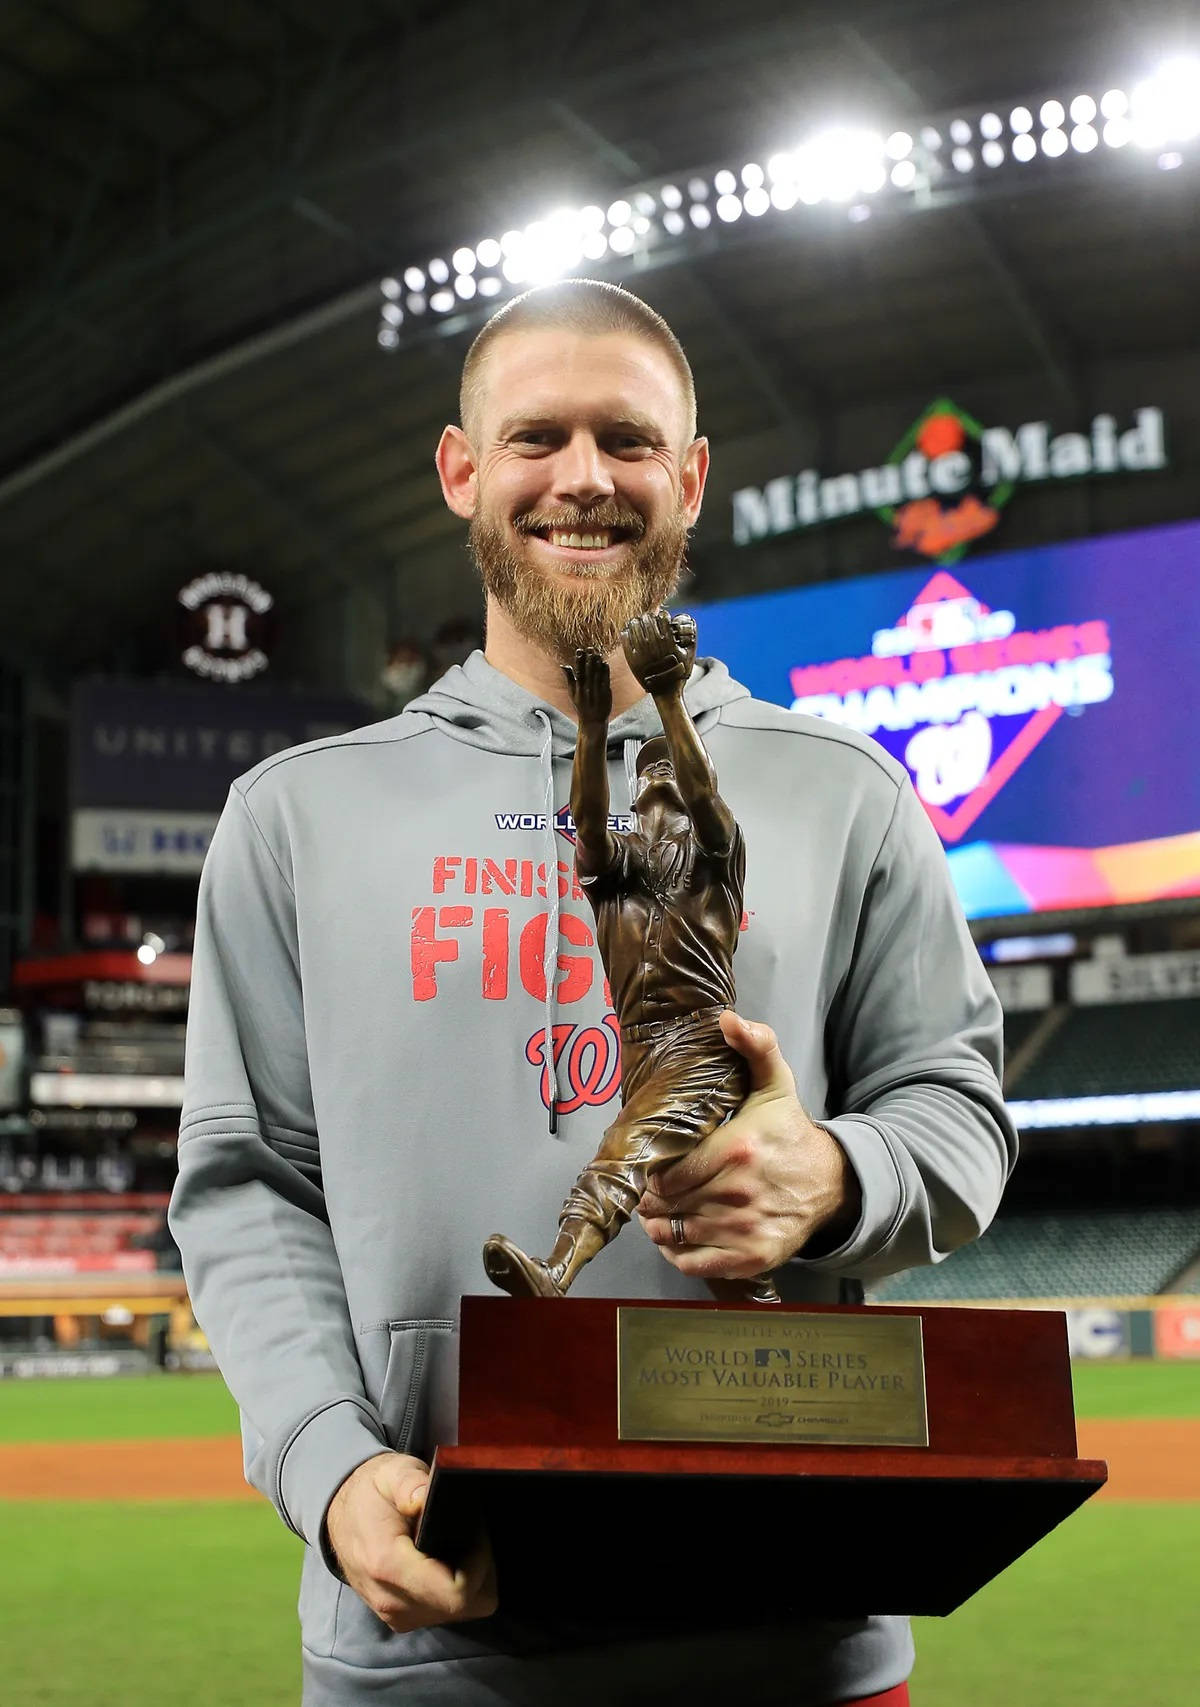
top-left (436, 425), bottom-right (478, 519)
top-left (680, 435), bottom-right (709, 527)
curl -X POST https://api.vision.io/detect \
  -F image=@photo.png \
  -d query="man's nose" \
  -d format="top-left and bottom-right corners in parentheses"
top-left (551, 432), bottom-right (615, 505)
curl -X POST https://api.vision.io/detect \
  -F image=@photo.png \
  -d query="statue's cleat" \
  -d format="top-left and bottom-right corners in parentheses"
top-left (482, 1234), bottom-right (564, 1299)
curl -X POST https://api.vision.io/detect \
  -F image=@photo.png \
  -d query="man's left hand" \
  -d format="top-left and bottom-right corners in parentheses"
top-left (636, 1011), bottom-right (862, 1279)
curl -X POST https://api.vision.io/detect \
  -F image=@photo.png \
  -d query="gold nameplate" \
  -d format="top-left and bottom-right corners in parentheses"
top-left (617, 1308), bottom-right (928, 1447)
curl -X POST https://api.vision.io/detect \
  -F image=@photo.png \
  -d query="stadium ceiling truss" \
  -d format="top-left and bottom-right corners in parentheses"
top-left (0, 1), bottom-right (1196, 671)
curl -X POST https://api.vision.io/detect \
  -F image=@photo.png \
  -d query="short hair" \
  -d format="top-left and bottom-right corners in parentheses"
top-left (459, 279), bottom-right (697, 447)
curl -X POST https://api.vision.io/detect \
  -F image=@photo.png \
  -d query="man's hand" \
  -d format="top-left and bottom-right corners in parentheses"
top-left (562, 648), bottom-right (612, 726)
top-left (636, 1012), bottom-right (863, 1278)
top-left (622, 609), bottom-right (691, 695)
top-left (324, 1451), bottom-right (497, 1632)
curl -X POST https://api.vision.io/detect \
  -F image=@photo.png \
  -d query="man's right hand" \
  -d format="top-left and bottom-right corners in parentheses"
top-left (324, 1451), bottom-right (497, 1632)
top-left (562, 648), bottom-right (612, 725)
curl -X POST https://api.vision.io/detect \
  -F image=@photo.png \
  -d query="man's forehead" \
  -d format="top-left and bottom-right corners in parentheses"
top-left (477, 329), bottom-right (688, 435)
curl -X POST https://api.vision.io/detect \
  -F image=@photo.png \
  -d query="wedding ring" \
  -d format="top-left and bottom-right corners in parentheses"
top-left (670, 1213), bottom-right (687, 1247)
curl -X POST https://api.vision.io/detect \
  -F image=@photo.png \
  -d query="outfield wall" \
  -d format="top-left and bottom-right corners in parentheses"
top-left (2, 1291), bottom-right (1198, 1377)
top-left (888, 1296), bottom-right (1200, 1361)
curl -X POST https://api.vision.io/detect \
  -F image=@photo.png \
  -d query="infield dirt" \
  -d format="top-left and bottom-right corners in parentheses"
top-left (0, 1419), bottom-right (1197, 1500)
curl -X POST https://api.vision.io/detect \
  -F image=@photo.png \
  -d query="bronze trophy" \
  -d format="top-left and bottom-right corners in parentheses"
top-left (482, 608), bottom-right (779, 1305)
top-left (420, 610), bottom-right (1105, 1620)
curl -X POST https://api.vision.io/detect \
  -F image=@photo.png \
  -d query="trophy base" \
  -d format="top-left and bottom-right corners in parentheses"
top-left (415, 1296), bottom-right (1106, 1620)
top-left (419, 1441), bottom-right (1103, 1619)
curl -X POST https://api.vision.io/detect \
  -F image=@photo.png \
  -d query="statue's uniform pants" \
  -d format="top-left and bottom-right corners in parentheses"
top-left (561, 1006), bottom-right (748, 1232)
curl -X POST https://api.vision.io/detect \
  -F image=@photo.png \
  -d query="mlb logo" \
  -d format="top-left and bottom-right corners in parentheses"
top-left (906, 596), bottom-right (983, 650)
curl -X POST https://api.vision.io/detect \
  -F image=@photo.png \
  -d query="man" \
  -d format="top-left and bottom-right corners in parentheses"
top-left (483, 614), bottom-right (783, 1304)
top-left (171, 278), bottom-right (1016, 1706)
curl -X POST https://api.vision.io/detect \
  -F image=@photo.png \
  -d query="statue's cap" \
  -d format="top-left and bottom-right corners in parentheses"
top-left (635, 737), bottom-right (673, 775)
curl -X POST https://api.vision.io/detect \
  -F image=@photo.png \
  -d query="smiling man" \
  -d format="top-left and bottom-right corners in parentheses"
top-left (171, 279), bottom-right (1016, 1707)
top-left (450, 288), bottom-right (699, 666)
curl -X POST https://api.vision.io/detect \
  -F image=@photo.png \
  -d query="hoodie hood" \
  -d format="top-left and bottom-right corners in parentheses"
top-left (406, 648), bottom-right (752, 758)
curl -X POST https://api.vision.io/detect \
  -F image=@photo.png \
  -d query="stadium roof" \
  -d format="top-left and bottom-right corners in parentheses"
top-left (0, 0), bottom-right (1196, 682)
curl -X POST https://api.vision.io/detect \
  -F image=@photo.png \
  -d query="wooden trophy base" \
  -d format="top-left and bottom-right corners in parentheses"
top-left (417, 1296), bottom-right (1106, 1621)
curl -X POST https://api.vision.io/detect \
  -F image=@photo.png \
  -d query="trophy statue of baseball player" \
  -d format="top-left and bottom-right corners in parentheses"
top-left (483, 609), bottom-right (779, 1305)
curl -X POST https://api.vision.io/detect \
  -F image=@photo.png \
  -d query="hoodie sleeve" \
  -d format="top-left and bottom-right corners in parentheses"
top-left (168, 784), bottom-right (388, 1549)
top-left (797, 776), bottom-right (1018, 1283)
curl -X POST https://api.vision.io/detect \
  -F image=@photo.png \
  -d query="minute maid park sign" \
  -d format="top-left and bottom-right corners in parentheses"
top-left (731, 401), bottom-right (1166, 565)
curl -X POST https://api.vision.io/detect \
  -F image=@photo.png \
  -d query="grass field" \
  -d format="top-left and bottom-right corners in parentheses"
top-left (3, 1361), bottom-right (1199, 1706)
top-left (0, 1371), bottom-right (240, 1443)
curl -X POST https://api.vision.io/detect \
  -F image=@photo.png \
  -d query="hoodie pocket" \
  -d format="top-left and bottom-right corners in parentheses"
top-left (378, 1317), bottom-right (458, 1462)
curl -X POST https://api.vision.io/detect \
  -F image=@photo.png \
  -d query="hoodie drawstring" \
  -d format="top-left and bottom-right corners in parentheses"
top-left (533, 710), bottom-right (562, 1134)
top-left (622, 737), bottom-right (640, 816)
top-left (532, 725), bottom-right (662, 1138)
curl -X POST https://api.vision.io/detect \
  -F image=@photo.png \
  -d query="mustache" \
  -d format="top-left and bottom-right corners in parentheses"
top-left (513, 504), bottom-right (645, 538)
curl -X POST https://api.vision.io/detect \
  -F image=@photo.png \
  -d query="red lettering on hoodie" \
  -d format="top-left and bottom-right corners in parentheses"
top-left (431, 855), bottom-right (583, 901)
top-left (412, 904), bottom-right (598, 1003)
top-left (411, 905), bottom-right (472, 1000)
top-left (518, 911), bottom-right (595, 1003)
top-left (482, 908), bottom-right (509, 1000)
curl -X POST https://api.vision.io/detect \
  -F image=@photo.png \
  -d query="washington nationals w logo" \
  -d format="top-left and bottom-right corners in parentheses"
top-left (525, 1017), bottom-right (622, 1113)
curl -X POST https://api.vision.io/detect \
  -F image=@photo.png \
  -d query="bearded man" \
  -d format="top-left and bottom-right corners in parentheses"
top-left (171, 278), bottom-right (1015, 1707)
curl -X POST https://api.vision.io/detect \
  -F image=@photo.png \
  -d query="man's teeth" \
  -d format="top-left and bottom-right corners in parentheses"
top-left (550, 530), bottom-right (612, 549)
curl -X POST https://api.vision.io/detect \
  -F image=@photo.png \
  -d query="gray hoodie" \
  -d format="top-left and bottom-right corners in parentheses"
top-left (170, 650), bottom-right (1015, 1705)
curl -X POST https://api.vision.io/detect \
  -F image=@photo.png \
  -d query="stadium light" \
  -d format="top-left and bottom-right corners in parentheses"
top-left (376, 60), bottom-right (1200, 348)
top-left (1131, 54), bottom-right (1200, 145)
top-left (1009, 1091), bottom-right (1200, 1129)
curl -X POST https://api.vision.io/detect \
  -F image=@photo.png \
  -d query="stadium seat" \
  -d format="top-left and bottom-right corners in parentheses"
top-left (1008, 1000), bottom-right (1200, 1099)
top-left (868, 1206), bottom-right (1200, 1302)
